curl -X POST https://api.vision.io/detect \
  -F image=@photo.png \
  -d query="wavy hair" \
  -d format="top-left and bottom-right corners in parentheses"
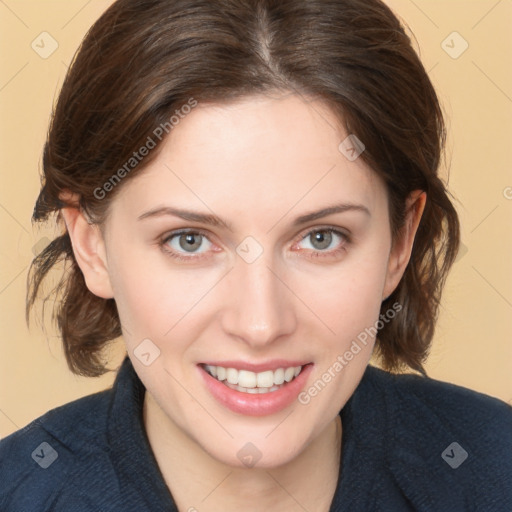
top-left (27, 0), bottom-right (460, 376)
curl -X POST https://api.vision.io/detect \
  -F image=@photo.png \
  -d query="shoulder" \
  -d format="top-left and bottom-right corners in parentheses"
top-left (0, 388), bottom-right (118, 511)
top-left (364, 366), bottom-right (512, 508)
top-left (366, 365), bottom-right (512, 438)
top-left (368, 364), bottom-right (511, 413)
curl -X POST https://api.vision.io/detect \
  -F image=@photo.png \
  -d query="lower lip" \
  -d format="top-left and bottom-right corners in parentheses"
top-left (199, 364), bottom-right (313, 416)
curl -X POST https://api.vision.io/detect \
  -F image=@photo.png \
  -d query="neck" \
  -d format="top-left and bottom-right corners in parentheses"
top-left (143, 392), bottom-right (342, 512)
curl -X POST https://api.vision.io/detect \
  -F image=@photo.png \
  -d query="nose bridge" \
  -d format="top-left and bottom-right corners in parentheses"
top-left (221, 250), bottom-right (296, 347)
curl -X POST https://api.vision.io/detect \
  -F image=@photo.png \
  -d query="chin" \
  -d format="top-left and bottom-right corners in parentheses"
top-left (194, 421), bottom-right (317, 471)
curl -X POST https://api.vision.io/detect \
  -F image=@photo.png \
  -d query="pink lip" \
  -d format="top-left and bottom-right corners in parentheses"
top-left (199, 363), bottom-right (313, 417)
top-left (201, 359), bottom-right (309, 372)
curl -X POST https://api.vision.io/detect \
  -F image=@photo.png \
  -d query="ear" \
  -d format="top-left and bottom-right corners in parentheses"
top-left (382, 190), bottom-right (426, 301)
top-left (59, 192), bottom-right (114, 299)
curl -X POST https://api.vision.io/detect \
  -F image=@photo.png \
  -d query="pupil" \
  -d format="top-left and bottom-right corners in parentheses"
top-left (180, 233), bottom-right (202, 251)
top-left (312, 231), bottom-right (332, 250)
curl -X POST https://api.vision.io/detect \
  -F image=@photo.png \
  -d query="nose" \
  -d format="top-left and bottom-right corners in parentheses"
top-left (220, 253), bottom-right (297, 349)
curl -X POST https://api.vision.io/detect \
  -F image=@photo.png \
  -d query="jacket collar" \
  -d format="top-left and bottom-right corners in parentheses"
top-left (107, 356), bottom-right (405, 511)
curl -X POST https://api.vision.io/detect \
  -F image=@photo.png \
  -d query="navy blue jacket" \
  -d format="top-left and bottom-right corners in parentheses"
top-left (1, 356), bottom-right (511, 511)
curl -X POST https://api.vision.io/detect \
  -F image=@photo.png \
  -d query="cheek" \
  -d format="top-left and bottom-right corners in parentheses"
top-left (299, 249), bottom-right (389, 336)
top-left (105, 246), bottom-right (173, 341)
top-left (107, 247), bottom-right (220, 348)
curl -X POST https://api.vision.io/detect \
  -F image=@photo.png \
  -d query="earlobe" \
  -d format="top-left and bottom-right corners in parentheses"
top-left (382, 190), bottom-right (426, 301)
top-left (59, 198), bottom-right (114, 300)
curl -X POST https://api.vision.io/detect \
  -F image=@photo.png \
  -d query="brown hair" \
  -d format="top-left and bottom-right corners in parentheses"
top-left (27, 0), bottom-right (460, 377)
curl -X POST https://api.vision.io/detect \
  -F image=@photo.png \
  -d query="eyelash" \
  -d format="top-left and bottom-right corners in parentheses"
top-left (159, 227), bottom-right (351, 262)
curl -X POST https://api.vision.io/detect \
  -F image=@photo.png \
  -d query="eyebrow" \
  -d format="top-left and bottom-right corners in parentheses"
top-left (137, 202), bottom-right (371, 229)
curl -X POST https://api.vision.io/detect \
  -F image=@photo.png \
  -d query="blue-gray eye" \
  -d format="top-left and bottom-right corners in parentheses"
top-left (299, 229), bottom-right (345, 251)
top-left (166, 232), bottom-right (213, 253)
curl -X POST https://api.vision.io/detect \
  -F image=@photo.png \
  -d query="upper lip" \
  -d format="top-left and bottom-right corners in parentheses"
top-left (200, 360), bottom-right (311, 372)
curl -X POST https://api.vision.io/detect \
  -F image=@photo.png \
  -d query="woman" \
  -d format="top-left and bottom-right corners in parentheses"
top-left (1, 0), bottom-right (511, 510)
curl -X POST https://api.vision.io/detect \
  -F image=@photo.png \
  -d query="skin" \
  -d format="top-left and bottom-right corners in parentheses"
top-left (61, 92), bottom-right (426, 511)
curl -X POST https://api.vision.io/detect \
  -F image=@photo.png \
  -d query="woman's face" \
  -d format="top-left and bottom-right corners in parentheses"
top-left (98, 93), bottom-right (409, 468)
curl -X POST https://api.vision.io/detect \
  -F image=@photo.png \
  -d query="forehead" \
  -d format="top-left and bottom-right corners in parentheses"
top-left (110, 93), bottom-right (387, 227)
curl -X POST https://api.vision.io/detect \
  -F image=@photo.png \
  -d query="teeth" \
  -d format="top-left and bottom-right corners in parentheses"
top-left (204, 364), bottom-right (303, 390)
top-left (256, 370), bottom-right (274, 388)
top-left (226, 368), bottom-right (239, 385)
top-left (284, 367), bottom-right (295, 382)
top-left (216, 366), bottom-right (226, 381)
top-left (224, 381), bottom-right (282, 393)
top-left (274, 368), bottom-right (285, 385)
top-left (238, 370), bottom-right (257, 388)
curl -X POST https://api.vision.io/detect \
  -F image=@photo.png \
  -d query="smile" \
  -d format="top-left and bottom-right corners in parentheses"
top-left (203, 364), bottom-right (304, 394)
top-left (199, 361), bottom-right (313, 416)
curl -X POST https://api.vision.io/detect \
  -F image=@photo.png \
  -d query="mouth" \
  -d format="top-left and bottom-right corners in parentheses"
top-left (201, 363), bottom-right (306, 394)
top-left (198, 361), bottom-right (313, 416)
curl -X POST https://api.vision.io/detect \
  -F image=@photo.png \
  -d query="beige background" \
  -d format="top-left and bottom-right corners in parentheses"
top-left (1, 0), bottom-right (511, 439)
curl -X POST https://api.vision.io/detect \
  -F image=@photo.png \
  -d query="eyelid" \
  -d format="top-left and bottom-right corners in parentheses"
top-left (160, 228), bottom-right (218, 260)
top-left (291, 225), bottom-right (350, 254)
top-left (161, 227), bottom-right (212, 242)
top-left (159, 225), bottom-right (351, 261)
top-left (294, 224), bottom-right (351, 244)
